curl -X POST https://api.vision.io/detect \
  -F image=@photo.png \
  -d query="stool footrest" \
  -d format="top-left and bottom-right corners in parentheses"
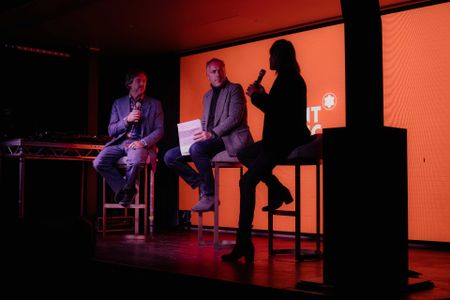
top-left (272, 210), bottom-right (296, 216)
top-left (270, 248), bottom-right (322, 259)
top-left (270, 248), bottom-right (296, 255)
top-left (104, 203), bottom-right (146, 209)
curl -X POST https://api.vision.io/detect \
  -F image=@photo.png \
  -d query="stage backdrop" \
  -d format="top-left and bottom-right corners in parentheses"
top-left (383, 2), bottom-right (450, 243)
top-left (179, 1), bottom-right (450, 243)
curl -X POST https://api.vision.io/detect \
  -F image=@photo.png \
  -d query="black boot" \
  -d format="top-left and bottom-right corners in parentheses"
top-left (262, 185), bottom-right (293, 212)
top-left (221, 239), bottom-right (254, 262)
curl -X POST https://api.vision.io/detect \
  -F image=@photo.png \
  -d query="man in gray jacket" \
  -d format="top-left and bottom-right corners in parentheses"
top-left (164, 58), bottom-right (253, 212)
top-left (94, 69), bottom-right (164, 206)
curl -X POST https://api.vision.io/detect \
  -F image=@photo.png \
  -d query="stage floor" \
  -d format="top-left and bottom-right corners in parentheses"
top-left (93, 229), bottom-right (450, 299)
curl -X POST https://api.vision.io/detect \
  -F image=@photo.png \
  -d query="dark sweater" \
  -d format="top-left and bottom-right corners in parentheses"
top-left (251, 71), bottom-right (310, 156)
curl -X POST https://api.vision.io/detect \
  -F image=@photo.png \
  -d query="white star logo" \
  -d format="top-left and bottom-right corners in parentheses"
top-left (322, 92), bottom-right (337, 110)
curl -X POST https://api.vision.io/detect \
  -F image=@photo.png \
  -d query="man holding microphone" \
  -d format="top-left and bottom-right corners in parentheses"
top-left (93, 69), bottom-right (164, 206)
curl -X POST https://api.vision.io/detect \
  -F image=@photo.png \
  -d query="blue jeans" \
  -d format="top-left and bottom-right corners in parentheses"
top-left (93, 139), bottom-right (148, 193)
top-left (164, 137), bottom-right (225, 196)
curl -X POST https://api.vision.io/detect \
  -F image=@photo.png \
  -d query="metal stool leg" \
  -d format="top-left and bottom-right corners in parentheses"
top-left (315, 163), bottom-right (321, 254)
top-left (102, 177), bottom-right (107, 237)
top-left (212, 162), bottom-right (240, 249)
top-left (295, 164), bottom-right (301, 261)
top-left (134, 169), bottom-right (140, 235)
top-left (143, 165), bottom-right (148, 237)
top-left (148, 167), bottom-right (155, 237)
top-left (213, 164), bottom-right (220, 247)
top-left (198, 211), bottom-right (204, 245)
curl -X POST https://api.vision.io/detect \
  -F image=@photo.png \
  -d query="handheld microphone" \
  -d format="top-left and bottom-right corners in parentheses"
top-left (133, 101), bottom-right (142, 123)
top-left (254, 69), bottom-right (266, 85)
top-left (134, 101), bottom-right (142, 111)
top-left (128, 101), bottom-right (142, 138)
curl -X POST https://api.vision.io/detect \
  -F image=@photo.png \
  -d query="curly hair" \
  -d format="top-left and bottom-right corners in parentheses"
top-left (124, 69), bottom-right (148, 90)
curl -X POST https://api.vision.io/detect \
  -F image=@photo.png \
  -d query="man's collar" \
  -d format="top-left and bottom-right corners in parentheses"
top-left (129, 94), bottom-right (144, 102)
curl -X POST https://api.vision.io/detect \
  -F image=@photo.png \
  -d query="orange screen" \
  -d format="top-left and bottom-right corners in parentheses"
top-left (179, 1), bottom-right (450, 243)
top-left (179, 25), bottom-right (345, 233)
top-left (383, 2), bottom-right (450, 242)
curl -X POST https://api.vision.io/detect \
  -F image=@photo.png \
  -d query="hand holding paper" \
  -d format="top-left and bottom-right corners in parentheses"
top-left (177, 119), bottom-right (203, 155)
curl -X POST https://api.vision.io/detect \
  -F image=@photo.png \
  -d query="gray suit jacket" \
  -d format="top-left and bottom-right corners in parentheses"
top-left (106, 95), bottom-right (164, 151)
top-left (202, 81), bottom-right (253, 156)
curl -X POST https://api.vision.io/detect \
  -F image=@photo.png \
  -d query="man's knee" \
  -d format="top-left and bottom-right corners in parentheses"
top-left (92, 156), bottom-right (105, 171)
top-left (188, 142), bottom-right (203, 157)
top-left (163, 148), bottom-right (177, 166)
top-left (127, 150), bottom-right (147, 167)
top-left (92, 157), bottom-right (99, 171)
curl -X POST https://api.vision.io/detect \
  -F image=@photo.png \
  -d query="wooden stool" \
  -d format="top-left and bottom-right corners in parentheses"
top-left (197, 150), bottom-right (243, 248)
top-left (102, 154), bottom-right (156, 237)
top-left (268, 134), bottom-right (323, 260)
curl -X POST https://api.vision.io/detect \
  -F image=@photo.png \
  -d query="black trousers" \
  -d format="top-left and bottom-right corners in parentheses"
top-left (236, 141), bottom-right (288, 241)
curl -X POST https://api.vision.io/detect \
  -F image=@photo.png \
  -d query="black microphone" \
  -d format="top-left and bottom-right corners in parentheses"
top-left (254, 69), bottom-right (266, 85)
top-left (133, 101), bottom-right (142, 123)
top-left (128, 101), bottom-right (142, 138)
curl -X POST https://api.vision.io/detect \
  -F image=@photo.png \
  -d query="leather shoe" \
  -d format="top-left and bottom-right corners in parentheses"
top-left (118, 188), bottom-right (136, 207)
top-left (222, 240), bottom-right (254, 262)
top-left (114, 189), bottom-right (125, 203)
top-left (191, 195), bottom-right (215, 212)
top-left (262, 185), bottom-right (293, 212)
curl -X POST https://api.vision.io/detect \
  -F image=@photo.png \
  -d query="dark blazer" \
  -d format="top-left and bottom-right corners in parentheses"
top-left (106, 95), bottom-right (164, 150)
top-left (251, 71), bottom-right (310, 156)
top-left (202, 80), bottom-right (253, 156)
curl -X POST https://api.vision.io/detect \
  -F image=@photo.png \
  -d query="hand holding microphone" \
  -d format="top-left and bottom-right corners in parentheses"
top-left (127, 100), bottom-right (142, 140)
top-left (133, 101), bottom-right (142, 123)
top-left (254, 69), bottom-right (266, 86)
top-left (246, 69), bottom-right (266, 97)
top-left (127, 101), bottom-right (142, 123)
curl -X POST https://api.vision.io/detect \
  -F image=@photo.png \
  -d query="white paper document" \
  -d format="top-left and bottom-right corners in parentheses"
top-left (177, 119), bottom-right (203, 156)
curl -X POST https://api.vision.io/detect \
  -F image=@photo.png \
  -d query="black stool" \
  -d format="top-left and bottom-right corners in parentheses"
top-left (268, 134), bottom-right (323, 260)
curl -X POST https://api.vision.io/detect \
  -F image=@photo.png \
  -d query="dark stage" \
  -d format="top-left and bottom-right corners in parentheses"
top-left (11, 222), bottom-right (448, 299)
top-left (94, 230), bottom-right (450, 299)
top-left (3, 214), bottom-right (449, 299)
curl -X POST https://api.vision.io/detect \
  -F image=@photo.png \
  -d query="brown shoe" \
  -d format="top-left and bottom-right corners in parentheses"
top-left (191, 195), bottom-right (214, 212)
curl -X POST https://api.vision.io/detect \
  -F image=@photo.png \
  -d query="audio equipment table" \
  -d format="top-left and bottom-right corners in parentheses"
top-left (0, 138), bottom-right (104, 217)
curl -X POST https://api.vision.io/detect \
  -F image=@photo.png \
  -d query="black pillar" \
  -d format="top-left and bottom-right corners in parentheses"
top-left (321, 0), bottom-right (408, 295)
top-left (342, 0), bottom-right (384, 128)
